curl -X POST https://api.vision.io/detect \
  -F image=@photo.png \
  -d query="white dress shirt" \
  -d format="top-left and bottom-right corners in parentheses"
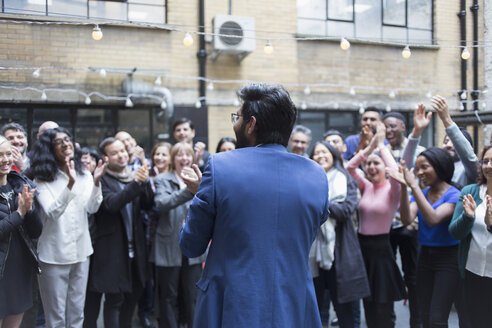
top-left (36, 169), bottom-right (103, 264)
top-left (466, 184), bottom-right (492, 277)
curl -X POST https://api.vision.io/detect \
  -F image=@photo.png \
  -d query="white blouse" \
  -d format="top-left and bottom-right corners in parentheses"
top-left (466, 184), bottom-right (492, 278)
top-left (36, 169), bottom-right (103, 265)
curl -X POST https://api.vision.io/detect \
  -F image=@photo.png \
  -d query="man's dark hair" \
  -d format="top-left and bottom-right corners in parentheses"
top-left (363, 106), bottom-right (382, 118)
top-left (172, 117), bottom-right (195, 132)
top-left (382, 112), bottom-right (407, 126)
top-left (81, 147), bottom-right (101, 163)
top-left (99, 137), bottom-right (118, 156)
top-left (237, 84), bottom-right (297, 147)
top-left (0, 122), bottom-right (27, 137)
top-left (323, 129), bottom-right (344, 140)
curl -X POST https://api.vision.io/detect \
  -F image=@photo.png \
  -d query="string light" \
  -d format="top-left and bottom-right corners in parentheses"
top-left (160, 100), bottom-right (167, 109)
top-left (304, 86), bottom-right (311, 95)
top-left (461, 47), bottom-right (471, 60)
top-left (154, 76), bottom-right (162, 85)
top-left (84, 95), bottom-right (91, 105)
top-left (92, 24), bottom-right (103, 41)
top-left (264, 40), bottom-right (274, 55)
top-left (340, 37), bottom-right (351, 50)
top-left (333, 102), bottom-right (339, 109)
top-left (402, 45), bottom-right (411, 59)
top-left (233, 98), bottom-right (240, 107)
top-left (358, 104), bottom-right (365, 114)
top-left (125, 97), bottom-right (133, 107)
top-left (426, 91), bottom-right (432, 98)
top-left (183, 33), bottom-right (193, 47)
top-left (40, 91), bottom-right (47, 100)
top-left (207, 82), bottom-right (214, 91)
top-left (349, 87), bottom-right (356, 96)
top-left (195, 99), bottom-right (202, 108)
top-left (300, 101), bottom-right (307, 110)
top-left (461, 91), bottom-right (467, 100)
top-left (385, 104), bottom-right (392, 112)
top-left (99, 69), bottom-right (106, 78)
top-left (388, 90), bottom-right (396, 99)
top-left (32, 68), bottom-right (40, 78)
top-left (459, 102), bottom-right (465, 111)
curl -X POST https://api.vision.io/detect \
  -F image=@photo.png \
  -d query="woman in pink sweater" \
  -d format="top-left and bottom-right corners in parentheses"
top-left (347, 122), bottom-right (405, 328)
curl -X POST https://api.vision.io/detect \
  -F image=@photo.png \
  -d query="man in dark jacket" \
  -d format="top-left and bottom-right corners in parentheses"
top-left (85, 138), bottom-right (153, 328)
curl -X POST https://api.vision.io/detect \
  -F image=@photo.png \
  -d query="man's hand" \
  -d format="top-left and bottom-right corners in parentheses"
top-left (431, 96), bottom-right (453, 128)
top-left (11, 147), bottom-right (25, 171)
top-left (412, 104), bottom-right (432, 138)
top-left (134, 163), bottom-right (149, 184)
top-left (133, 146), bottom-right (146, 165)
top-left (194, 142), bottom-right (206, 165)
top-left (181, 164), bottom-right (202, 195)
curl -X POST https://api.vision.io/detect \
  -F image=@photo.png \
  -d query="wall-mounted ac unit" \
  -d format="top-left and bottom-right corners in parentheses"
top-left (212, 15), bottom-right (255, 62)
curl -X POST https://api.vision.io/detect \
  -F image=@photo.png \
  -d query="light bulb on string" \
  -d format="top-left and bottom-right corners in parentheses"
top-left (304, 86), bottom-right (311, 95)
top-left (388, 90), bottom-right (396, 99)
top-left (461, 91), bottom-right (467, 100)
top-left (195, 99), bottom-right (202, 108)
top-left (402, 45), bottom-right (411, 59)
top-left (99, 69), bottom-right (106, 78)
top-left (333, 102), bottom-right (339, 110)
top-left (482, 102), bottom-right (487, 110)
top-left (155, 76), bottom-right (162, 85)
top-left (349, 87), bottom-right (356, 96)
top-left (459, 102), bottom-right (465, 111)
top-left (183, 33), bottom-right (193, 47)
top-left (461, 47), bottom-right (470, 60)
top-left (300, 101), bottom-right (307, 110)
top-left (160, 100), bottom-right (167, 109)
top-left (92, 24), bottom-right (103, 41)
top-left (32, 68), bottom-right (40, 78)
top-left (233, 98), bottom-right (240, 107)
top-left (84, 96), bottom-right (91, 105)
top-left (340, 37), bottom-right (350, 50)
top-left (358, 104), bottom-right (365, 114)
top-left (264, 40), bottom-right (274, 55)
top-left (207, 82), bottom-right (214, 91)
top-left (125, 97), bottom-right (133, 108)
top-left (385, 104), bottom-right (392, 112)
top-left (40, 91), bottom-right (47, 100)
top-left (426, 91), bottom-right (432, 99)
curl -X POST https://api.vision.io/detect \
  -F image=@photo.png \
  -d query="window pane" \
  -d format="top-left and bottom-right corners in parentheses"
top-left (328, 0), bottom-right (353, 21)
top-left (128, 4), bottom-right (165, 24)
top-left (327, 20), bottom-right (354, 38)
top-left (4, 0), bottom-right (48, 15)
top-left (408, 28), bottom-right (432, 44)
top-left (408, 0), bottom-right (431, 29)
top-left (298, 18), bottom-right (326, 35)
top-left (297, 111), bottom-right (325, 154)
top-left (49, 0), bottom-right (86, 18)
top-left (130, 0), bottom-right (164, 4)
top-left (119, 109), bottom-right (151, 152)
top-left (76, 109), bottom-right (114, 150)
top-left (354, 0), bottom-right (380, 40)
top-left (382, 25), bottom-right (407, 43)
top-left (89, 0), bottom-right (127, 21)
top-left (0, 108), bottom-right (28, 127)
top-left (383, 0), bottom-right (406, 26)
top-left (297, 0), bottom-right (326, 20)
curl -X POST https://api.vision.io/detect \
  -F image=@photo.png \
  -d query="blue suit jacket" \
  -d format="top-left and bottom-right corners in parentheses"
top-left (180, 144), bottom-right (330, 328)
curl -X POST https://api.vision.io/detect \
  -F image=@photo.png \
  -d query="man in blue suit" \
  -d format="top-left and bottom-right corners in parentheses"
top-left (179, 84), bottom-right (330, 328)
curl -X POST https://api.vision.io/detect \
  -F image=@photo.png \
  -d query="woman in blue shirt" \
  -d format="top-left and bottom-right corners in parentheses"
top-left (389, 147), bottom-right (461, 328)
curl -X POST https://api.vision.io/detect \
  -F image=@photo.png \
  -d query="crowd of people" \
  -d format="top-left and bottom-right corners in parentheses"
top-left (0, 83), bottom-right (491, 328)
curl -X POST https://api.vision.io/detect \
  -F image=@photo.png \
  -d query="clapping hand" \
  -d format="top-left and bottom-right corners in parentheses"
top-left (462, 194), bottom-right (477, 219)
top-left (194, 142), bottom-right (206, 165)
top-left (134, 163), bottom-right (150, 184)
top-left (181, 164), bottom-right (202, 195)
top-left (11, 147), bottom-right (25, 171)
top-left (93, 159), bottom-right (107, 187)
top-left (64, 158), bottom-right (76, 190)
top-left (484, 195), bottom-right (492, 229)
top-left (17, 184), bottom-right (35, 217)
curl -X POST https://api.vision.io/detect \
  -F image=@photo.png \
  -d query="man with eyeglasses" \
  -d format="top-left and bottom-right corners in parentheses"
top-left (288, 125), bottom-right (311, 157)
top-left (179, 84), bottom-right (330, 327)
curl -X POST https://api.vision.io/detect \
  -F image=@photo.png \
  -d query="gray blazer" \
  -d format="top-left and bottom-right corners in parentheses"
top-left (151, 172), bottom-right (205, 267)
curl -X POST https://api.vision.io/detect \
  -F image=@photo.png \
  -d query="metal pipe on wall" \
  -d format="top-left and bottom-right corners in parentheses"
top-left (458, 0), bottom-right (467, 111)
top-left (198, 0), bottom-right (207, 107)
top-left (471, 0), bottom-right (480, 153)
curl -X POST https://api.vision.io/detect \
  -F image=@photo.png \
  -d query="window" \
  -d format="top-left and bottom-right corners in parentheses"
top-left (297, 0), bottom-right (433, 44)
top-left (2, 0), bottom-right (167, 25)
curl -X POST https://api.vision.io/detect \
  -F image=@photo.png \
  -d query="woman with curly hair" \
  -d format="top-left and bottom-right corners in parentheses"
top-left (27, 127), bottom-right (106, 328)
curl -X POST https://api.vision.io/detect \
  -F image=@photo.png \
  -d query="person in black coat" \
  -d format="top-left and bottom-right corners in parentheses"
top-left (0, 136), bottom-right (41, 328)
top-left (84, 138), bottom-right (153, 328)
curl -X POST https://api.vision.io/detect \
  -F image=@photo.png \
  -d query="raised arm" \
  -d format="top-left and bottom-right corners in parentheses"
top-left (403, 104), bottom-right (432, 169)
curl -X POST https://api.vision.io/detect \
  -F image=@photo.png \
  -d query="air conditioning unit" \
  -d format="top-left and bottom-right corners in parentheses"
top-left (212, 15), bottom-right (255, 62)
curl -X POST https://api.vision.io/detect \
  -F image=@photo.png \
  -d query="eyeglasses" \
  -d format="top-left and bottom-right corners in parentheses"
top-left (231, 113), bottom-right (242, 124)
top-left (53, 136), bottom-right (72, 146)
top-left (481, 159), bottom-right (492, 166)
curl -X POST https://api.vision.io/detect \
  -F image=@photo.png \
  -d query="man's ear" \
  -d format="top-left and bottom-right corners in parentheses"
top-left (246, 116), bottom-right (256, 136)
top-left (191, 129), bottom-right (196, 139)
top-left (102, 155), bottom-right (108, 163)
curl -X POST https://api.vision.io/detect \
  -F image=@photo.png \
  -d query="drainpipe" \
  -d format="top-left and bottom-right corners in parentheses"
top-left (198, 0), bottom-right (207, 107)
top-left (458, 0), bottom-right (467, 110)
top-left (470, 0), bottom-right (479, 153)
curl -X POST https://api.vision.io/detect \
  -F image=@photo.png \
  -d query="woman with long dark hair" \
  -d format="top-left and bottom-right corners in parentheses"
top-left (27, 127), bottom-right (106, 328)
top-left (346, 122), bottom-right (405, 328)
top-left (0, 136), bottom-right (40, 328)
top-left (309, 141), bottom-right (369, 328)
top-left (449, 145), bottom-right (492, 328)
top-left (215, 137), bottom-right (236, 153)
top-left (391, 147), bottom-right (461, 328)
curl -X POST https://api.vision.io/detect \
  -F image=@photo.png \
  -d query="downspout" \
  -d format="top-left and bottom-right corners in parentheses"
top-left (458, 0), bottom-right (467, 110)
top-left (198, 0), bottom-right (207, 107)
top-left (470, 0), bottom-right (480, 153)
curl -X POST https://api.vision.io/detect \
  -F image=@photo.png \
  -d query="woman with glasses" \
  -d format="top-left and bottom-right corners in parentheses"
top-left (390, 147), bottom-right (461, 328)
top-left (448, 145), bottom-right (492, 328)
top-left (26, 127), bottom-right (106, 328)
